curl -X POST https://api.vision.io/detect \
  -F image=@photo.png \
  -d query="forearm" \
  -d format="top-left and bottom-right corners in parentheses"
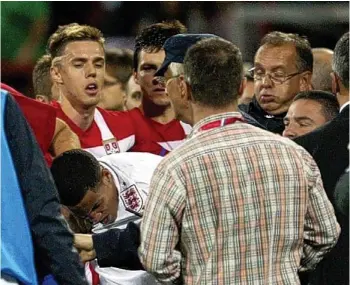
top-left (50, 118), bottom-right (81, 157)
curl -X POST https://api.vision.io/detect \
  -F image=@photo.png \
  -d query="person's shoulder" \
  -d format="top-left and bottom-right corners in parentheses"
top-left (98, 107), bottom-right (144, 121)
top-left (295, 116), bottom-right (348, 151)
top-left (100, 152), bottom-right (163, 166)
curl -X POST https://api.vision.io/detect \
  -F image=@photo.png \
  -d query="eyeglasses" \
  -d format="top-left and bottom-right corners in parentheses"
top-left (249, 67), bottom-right (301, 85)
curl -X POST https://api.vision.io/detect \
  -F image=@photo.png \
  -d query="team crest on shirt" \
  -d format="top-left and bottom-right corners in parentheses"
top-left (120, 184), bottom-right (143, 213)
top-left (103, 138), bottom-right (120, 155)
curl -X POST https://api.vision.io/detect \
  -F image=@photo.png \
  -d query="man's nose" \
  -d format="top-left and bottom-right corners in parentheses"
top-left (260, 74), bottom-right (273, 88)
top-left (282, 125), bottom-right (297, 139)
top-left (152, 76), bottom-right (165, 85)
top-left (85, 63), bottom-right (97, 78)
top-left (88, 211), bottom-right (102, 224)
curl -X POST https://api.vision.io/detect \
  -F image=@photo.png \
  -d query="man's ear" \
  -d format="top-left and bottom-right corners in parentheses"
top-left (299, 71), bottom-right (313, 91)
top-left (101, 168), bottom-right (112, 184)
top-left (51, 66), bottom-right (64, 85)
top-left (331, 72), bottom-right (340, 95)
top-left (133, 70), bottom-right (140, 85)
top-left (179, 75), bottom-right (187, 96)
top-left (184, 80), bottom-right (194, 103)
top-left (238, 78), bottom-right (247, 98)
top-left (35, 95), bottom-right (49, 104)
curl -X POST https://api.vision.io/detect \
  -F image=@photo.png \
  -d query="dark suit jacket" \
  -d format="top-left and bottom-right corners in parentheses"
top-left (295, 104), bottom-right (349, 285)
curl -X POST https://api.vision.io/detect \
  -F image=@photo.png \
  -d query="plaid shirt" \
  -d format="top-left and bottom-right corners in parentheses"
top-left (139, 112), bottom-right (340, 285)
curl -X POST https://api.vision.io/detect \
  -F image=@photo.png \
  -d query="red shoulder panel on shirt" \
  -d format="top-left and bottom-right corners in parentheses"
top-left (1, 83), bottom-right (56, 165)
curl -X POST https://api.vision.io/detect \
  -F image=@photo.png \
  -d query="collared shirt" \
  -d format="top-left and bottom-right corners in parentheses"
top-left (139, 111), bottom-right (340, 285)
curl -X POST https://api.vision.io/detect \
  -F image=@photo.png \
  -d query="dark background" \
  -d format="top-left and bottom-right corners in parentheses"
top-left (1, 1), bottom-right (349, 95)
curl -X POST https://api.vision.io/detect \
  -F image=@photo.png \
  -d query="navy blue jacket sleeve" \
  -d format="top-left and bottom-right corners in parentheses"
top-left (93, 222), bottom-right (143, 270)
top-left (4, 95), bottom-right (87, 285)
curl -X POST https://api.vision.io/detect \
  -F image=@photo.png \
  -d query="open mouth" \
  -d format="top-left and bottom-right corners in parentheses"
top-left (85, 83), bottom-right (98, 95)
top-left (153, 88), bottom-right (166, 94)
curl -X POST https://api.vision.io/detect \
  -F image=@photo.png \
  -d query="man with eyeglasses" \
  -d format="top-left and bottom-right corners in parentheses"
top-left (153, 33), bottom-right (265, 129)
top-left (239, 31), bottom-right (313, 134)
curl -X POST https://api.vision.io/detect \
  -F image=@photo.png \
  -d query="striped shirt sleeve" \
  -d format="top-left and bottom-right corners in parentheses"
top-left (139, 162), bottom-right (186, 284)
top-left (300, 149), bottom-right (341, 271)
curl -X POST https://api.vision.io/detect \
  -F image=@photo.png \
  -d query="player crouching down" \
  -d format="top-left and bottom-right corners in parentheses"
top-left (51, 149), bottom-right (162, 285)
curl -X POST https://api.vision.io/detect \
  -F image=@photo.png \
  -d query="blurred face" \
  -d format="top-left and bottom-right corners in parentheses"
top-left (98, 72), bottom-right (125, 111)
top-left (134, 49), bottom-right (168, 106)
top-left (254, 44), bottom-right (310, 115)
top-left (164, 66), bottom-right (192, 124)
top-left (53, 41), bottom-right (105, 108)
top-left (125, 75), bottom-right (142, 110)
top-left (70, 168), bottom-right (118, 225)
top-left (282, 99), bottom-right (327, 139)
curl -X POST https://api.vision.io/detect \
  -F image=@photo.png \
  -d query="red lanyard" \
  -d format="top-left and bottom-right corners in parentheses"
top-left (199, 117), bottom-right (244, 131)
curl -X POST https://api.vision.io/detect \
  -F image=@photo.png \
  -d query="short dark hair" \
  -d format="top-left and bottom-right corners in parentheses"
top-left (51, 150), bottom-right (101, 207)
top-left (260, 31), bottom-right (313, 72)
top-left (333, 32), bottom-right (349, 89)
top-left (293, 90), bottom-right (340, 121)
top-left (184, 37), bottom-right (243, 108)
top-left (133, 20), bottom-right (187, 70)
top-left (105, 48), bottom-right (134, 88)
top-left (32, 54), bottom-right (52, 98)
top-left (47, 23), bottom-right (105, 59)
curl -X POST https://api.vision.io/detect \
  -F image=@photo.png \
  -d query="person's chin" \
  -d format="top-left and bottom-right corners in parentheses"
top-left (152, 98), bottom-right (171, 106)
top-left (258, 100), bottom-right (278, 112)
top-left (82, 96), bottom-right (100, 107)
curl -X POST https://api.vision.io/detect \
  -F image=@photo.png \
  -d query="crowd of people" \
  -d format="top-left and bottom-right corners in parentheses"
top-left (1, 19), bottom-right (348, 285)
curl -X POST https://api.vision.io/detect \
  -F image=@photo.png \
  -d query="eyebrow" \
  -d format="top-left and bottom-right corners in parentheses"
top-left (295, 116), bottom-right (314, 123)
top-left (139, 63), bottom-right (158, 69)
top-left (254, 63), bottom-right (287, 70)
top-left (71, 56), bottom-right (105, 63)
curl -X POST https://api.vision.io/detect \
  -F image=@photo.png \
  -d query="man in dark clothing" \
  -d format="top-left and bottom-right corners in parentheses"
top-left (1, 89), bottom-right (87, 285)
top-left (295, 32), bottom-right (349, 285)
top-left (239, 31), bottom-right (313, 134)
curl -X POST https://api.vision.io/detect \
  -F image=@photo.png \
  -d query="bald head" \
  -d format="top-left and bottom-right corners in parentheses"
top-left (311, 48), bottom-right (334, 92)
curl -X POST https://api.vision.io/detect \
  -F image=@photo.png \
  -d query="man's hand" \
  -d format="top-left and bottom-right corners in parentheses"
top-left (74, 234), bottom-right (97, 262)
top-left (74, 234), bottom-right (94, 251)
top-left (79, 249), bottom-right (97, 263)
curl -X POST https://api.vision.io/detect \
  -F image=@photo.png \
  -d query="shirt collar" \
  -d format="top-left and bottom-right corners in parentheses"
top-left (189, 111), bottom-right (243, 138)
top-left (340, 101), bottom-right (350, 113)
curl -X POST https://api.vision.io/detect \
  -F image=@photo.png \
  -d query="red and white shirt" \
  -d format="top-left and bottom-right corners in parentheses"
top-left (55, 105), bottom-right (191, 157)
top-left (55, 105), bottom-right (135, 158)
top-left (128, 108), bottom-right (191, 156)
